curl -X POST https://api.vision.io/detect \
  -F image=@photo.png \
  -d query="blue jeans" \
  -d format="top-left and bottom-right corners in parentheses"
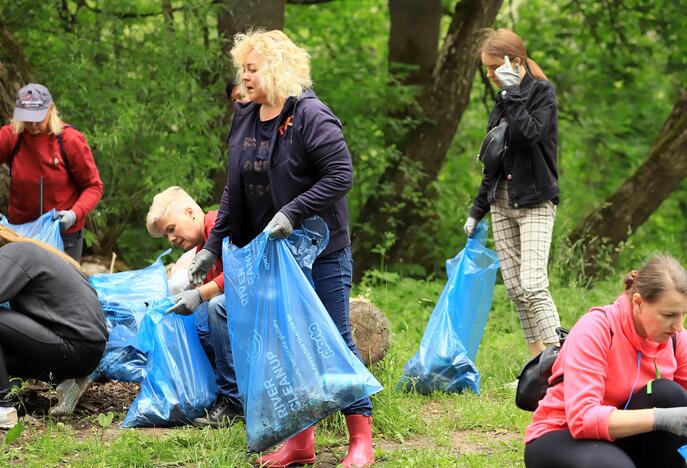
top-left (207, 246), bottom-right (372, 416)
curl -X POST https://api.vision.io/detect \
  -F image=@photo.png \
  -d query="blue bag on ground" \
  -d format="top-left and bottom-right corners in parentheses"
top-left (399, 221), bottom-right (499, 395)
top-left (89, 249), bottom-right (171, 304)
top-left (0, 209), bottom-right (64, 251)
top-left (223, 232), bottom-right (383, 453)
top-left (96, 325), bottom-right (147, 382)
top-left (122, 298), bottom-right (217, 427)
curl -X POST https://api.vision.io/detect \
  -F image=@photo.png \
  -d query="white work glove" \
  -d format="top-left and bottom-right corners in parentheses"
top-left (54, 210), bottom-right (77, 230)
top-left (264, 211), bottom-right (293, 239)
top-left (188, 248), bottom-right (218, 286)
top-left (165, 289), bottom-right (202, 315)
top-left (463, 217), bottom-right (477, 238)
top-left (654, 407), bottom-right (687, 436)
top-left (495, 55), bottom-right (521, 88)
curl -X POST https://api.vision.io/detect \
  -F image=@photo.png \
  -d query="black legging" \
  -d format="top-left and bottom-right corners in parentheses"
top-left (0, 309), bottom-right (104, 404)
top-left (525, 379), bottom-right (687, 467)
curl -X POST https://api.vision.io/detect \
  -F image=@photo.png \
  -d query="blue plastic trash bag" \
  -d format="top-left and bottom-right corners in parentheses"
top-left (101, 300), bottom-right (148, 332)
top-left (122, 298), bottom-right (217, 427)
top-left (678, 444), bottom-right (687, 460)
top-left (90, 249), bottom-right (171, 303)
top-left (398, 221), bottom-right (499, 395)
top-left (96, 325), bottom-right (147, 382)
top-left (0, 209), bottom-right (64, 251)
top-left (223, 232), bottom-right (383, 453)
top-left (285, 216), bottom-right (329, 282)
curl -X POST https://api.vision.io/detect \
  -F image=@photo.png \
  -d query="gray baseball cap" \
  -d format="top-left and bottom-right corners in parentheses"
top-left (13, 83), bottom-right (53, 122)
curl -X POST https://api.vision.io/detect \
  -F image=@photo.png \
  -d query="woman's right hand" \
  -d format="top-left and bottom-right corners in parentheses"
top-left (653, 407), bottom-right (687, 436)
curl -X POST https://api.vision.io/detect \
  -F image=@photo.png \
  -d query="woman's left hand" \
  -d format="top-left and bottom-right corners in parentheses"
top-left (495, 55), bottom-right (521, 88)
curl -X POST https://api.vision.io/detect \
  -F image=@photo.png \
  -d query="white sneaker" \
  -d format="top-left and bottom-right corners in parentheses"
top-left (50, 376), bottom-right (92, 416)
top-left (0, 406), bottom-right (18, 429)
top-left (504, 378), bottom-right (519, 391)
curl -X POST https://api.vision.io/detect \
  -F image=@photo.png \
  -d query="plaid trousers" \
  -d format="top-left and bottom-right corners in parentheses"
top-left (491, 182), bottom-right (560, 344)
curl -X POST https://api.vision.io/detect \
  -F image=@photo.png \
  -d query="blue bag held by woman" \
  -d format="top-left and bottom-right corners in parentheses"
top-left (122, 298), bottom-right (217, 427)
top-left (89, 249), bottom-right (170, 304)
top-left (399, 221), bottom-right (499, 394)
top-left (223, 232), bottom-right (383, 453)
top-left (0, 209), bottom-right (64, 251)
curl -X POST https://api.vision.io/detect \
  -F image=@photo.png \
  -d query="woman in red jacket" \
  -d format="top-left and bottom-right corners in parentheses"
top-left (0, 83), bottom-right (103, 261)
top-left (525, 254), bottom-right (687, 467)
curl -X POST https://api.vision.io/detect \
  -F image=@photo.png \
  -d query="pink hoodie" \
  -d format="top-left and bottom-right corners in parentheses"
top-left (526, 294), bottom-right (687, 443)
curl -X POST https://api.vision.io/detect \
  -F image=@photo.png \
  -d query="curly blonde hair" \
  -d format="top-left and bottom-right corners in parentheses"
top-left (231, 30), bottom-right (312, 105)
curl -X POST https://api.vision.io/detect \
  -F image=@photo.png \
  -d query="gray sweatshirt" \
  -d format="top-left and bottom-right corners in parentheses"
top-left (0, 242), bottom-right (107, 344)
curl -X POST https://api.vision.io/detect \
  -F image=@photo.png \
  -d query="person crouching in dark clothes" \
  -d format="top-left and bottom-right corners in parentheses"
top-left (0, 226), bottom-right (107, 428)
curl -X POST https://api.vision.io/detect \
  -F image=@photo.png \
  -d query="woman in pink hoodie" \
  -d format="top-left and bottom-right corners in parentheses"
top-left (525, 254), bottom-right (687, 467)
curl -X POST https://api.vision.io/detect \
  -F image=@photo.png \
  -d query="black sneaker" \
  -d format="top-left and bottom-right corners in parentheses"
top-left (193, 396), bottom-right (243, 427)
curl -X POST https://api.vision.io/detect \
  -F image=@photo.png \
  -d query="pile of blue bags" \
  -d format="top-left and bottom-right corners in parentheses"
top-left (399, 221), bottom-right (499, 395)
top-left (223, 223), bottom-right (383, 453)
top-left (89, 251), bottom-right (216, 427)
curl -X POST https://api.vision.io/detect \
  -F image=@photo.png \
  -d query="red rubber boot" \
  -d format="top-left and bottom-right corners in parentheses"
top-left (341, 414), bottom-right (374, 467)
top-left (255, 426), bottom-right (315, 467)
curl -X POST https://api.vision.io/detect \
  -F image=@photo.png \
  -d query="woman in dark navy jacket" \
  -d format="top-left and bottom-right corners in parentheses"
top-left (188, 30), bottom-right (374, 468)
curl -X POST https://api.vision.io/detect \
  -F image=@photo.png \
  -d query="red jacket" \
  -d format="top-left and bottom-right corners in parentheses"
top-left (199, 210), bottom-right (224, 292)
top-left (0, 124), bottom-right (103, 233)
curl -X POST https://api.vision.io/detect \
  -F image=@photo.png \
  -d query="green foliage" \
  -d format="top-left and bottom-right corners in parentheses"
top-left (96, 411), bottom-right (115, 428)
top-left (3, 418), bottom-right (24, 446)
top-left (2, 1), bottom-right (227, 261)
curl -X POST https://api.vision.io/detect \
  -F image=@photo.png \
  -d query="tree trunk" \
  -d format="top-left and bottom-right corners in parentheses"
top-left (388, 0), bottom-right (442, 87)
top-left (567, 89), bottom-right (687, 278)
top-left (0, 24), bottom-right (33, 214)
top-left (351, 0), bottom-right (503, 278)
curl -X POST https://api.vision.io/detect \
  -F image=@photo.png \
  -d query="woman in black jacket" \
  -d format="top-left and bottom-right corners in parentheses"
top-left (0, 226), bottom-right (107, 427)
top-left (465, 28), bottom-right (561, 361)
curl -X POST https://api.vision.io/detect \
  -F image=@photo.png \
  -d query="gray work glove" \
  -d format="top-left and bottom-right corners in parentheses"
top-left (54, 210), bottom-right (77, 230)
top-left (165, 289), bottom-right (202, 315)
top-left (463, 217), bottom-right (477, 238)
top-left (188, 248), bottom-right (218, 286)
top-left (0, 213), bottom-right (6, 224)
top-left (654, 407), bottom-right (687, 436)
top-left (264, 211), bottom-right (293, 239)
top-left (495, 55), bottom-right (521, 89)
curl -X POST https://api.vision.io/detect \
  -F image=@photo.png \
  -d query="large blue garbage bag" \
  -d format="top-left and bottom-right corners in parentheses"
top-left (0, 209), bottom-right (64, 251)
top-left (122, 298), bottom-right (217, 427)
top-left (223, 232), bottom-right (383, 453)
top-left (96, 325), bottom-right (147, 382)
top-left (90, 301), bottom-right (149, 382)
top-left (90, 249), bottom-right (170, 303)
top-left (399, 221), bottom-right (499, 395)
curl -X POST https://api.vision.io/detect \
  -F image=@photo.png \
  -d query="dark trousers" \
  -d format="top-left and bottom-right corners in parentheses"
top-left (0, 309), bottom-right (104, 406)
top-left (61, 229), bottom-right (84, 262)
top-left (524, 379), bottom-right (687, 467)
top-left (207, 246), bottom-right (373, 416)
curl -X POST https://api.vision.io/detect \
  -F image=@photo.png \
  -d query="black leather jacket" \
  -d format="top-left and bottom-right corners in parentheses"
top-left (469, 74), bottom-right (559, 221)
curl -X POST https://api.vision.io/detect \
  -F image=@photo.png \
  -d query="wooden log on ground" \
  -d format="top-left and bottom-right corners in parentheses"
top-left (349, 297), bottom-right (391, 366)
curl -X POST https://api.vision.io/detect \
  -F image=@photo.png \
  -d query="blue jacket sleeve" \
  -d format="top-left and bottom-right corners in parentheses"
top-left (279, 101), bottom-right (353, 225)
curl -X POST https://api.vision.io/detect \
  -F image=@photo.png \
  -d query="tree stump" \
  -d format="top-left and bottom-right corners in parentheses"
top-left (349, 297), bottom-right (391, 366)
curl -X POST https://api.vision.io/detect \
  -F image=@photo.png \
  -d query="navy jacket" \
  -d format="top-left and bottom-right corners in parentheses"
top-left (470, 74), bottom-right (559, 221)
top-left (204, 89), bottom-right (353, 257)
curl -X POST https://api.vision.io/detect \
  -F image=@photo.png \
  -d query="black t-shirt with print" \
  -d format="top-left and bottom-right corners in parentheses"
top-left (240, 115), bottom-right (278, 239)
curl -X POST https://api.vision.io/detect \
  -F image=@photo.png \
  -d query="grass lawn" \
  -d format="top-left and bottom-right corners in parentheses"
top-left (2, 271), bottom-right (621, 467)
